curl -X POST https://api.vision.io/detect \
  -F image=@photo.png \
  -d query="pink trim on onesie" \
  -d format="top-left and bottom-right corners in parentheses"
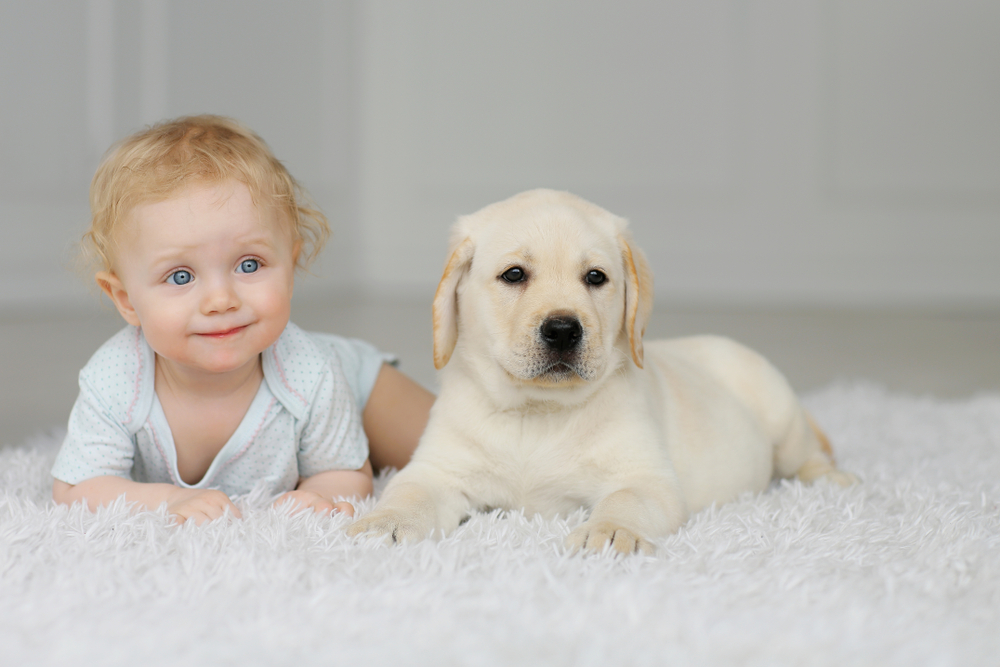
top-left (124, 327), bottom-right (144, 425)
top-left (206, 397), bottom-right (278, 487)
top-left (271, 350), bottom-right (309, 409)
top-left (148, 422), bottom-right (181, 486)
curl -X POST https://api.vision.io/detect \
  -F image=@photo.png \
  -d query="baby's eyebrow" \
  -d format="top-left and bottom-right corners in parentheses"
top-left (235, 234), bottom-right (278, 250)
top-left (147, 247), bottom-right (192, 265)
top-left (146, 237), bottom-right (277, 266)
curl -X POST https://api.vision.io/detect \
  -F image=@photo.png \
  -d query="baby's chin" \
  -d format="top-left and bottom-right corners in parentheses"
top-left (157, 348), bottom-right (264, 378)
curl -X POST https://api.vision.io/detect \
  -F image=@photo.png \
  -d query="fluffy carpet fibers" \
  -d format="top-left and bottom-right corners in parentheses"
top-left (2, 383), bottom-right (999, 666)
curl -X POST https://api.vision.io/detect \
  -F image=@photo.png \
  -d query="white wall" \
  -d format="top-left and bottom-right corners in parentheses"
top-left (2, 0), bottom-right (998, 311)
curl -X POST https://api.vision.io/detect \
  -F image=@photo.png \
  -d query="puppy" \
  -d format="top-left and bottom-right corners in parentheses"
top-left (348, 189), bottom-right (856, 554)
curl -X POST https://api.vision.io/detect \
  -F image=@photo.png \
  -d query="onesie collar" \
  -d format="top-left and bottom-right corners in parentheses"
top-left (261, 322), bottom-right (326, 421)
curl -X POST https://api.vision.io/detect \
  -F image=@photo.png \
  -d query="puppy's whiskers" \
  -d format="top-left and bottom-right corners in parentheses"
top-left (610, 348), bottom-right (631, 380)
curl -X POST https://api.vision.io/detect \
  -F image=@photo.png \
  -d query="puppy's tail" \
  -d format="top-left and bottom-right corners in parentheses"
top-left (805, 411), bottom-right (835, 464)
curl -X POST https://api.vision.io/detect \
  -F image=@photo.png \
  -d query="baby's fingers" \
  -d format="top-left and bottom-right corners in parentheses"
top-left (194, 499), bottom-right (237, 522)
top-left (331, 501), bottom-right (355, 517)
top-left (172, 496), bottom-right (239, 525)
top-left (173, 509), bottom-right (212, 526)
top-left (272, 491), bottom-right (305, 512)
top-left (309, 498), bottom-right (336, 515)
top-left (273, 491), bottom-right (324, 515)
top-left (200, 489), bottom-right (241, 519)
top-left (220, 496), bottom-right (242, 519)
top-left (273, 492), bottom-right (347, 517)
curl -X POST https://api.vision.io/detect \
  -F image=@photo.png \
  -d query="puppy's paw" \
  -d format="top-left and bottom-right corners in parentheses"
top-left (345, 508), bottom-right (433, 544)
top-left (796, 456), bottom-right (859, 488)
top-left (566, 520), bottom-right (654, 555)
top-left (822, 469), bottom-right (859, 487)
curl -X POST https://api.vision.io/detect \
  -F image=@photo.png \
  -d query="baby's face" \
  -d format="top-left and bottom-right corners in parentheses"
top-left (108, 179), bottom-right (299, 376)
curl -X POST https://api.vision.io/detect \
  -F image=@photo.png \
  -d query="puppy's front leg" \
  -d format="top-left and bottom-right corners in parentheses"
top-left (566, 482), bottom-right (687, 555)
top-left (346, 462), bottom-right (469, 543)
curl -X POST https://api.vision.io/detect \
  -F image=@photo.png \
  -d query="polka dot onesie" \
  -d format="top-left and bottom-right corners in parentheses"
top-left (51, 323), bottom-right (391, 497)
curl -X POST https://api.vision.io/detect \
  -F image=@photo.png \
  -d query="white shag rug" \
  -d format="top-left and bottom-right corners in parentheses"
top-left (2, 383), bottom-right (999, 667)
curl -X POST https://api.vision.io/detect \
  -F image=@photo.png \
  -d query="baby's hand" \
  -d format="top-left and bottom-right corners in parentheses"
top-left (167, 488), bottom-right (241, 525)
top-left (273, 490), bottom-right (355, 517)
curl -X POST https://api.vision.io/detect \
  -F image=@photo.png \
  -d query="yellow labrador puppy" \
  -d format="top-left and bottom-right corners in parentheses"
top-left (349, 189), bottom-right (855, 554)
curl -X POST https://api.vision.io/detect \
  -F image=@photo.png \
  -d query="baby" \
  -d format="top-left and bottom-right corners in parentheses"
top-left (52, 115), bottom-right (434, 524)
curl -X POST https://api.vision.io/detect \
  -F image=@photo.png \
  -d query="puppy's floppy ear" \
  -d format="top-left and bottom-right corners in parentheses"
top-left (433, 237), bottom-right (474, 369)
top-left (620, 234), bottom-right (654, 368)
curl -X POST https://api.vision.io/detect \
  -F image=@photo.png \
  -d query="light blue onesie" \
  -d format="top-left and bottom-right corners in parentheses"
top-left (51, 322), bottom-right (391, 498)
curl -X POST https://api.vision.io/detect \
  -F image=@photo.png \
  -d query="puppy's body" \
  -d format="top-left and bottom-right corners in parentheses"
top-left (349, 190), bottom-right (855, 553)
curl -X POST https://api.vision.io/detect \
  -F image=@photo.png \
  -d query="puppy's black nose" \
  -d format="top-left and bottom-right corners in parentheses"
top-left (540, 316), bottom-right (582, 352)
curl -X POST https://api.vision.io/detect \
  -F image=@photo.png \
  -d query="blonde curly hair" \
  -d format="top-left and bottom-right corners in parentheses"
top-left (82, 114), bottom-right (329, 274)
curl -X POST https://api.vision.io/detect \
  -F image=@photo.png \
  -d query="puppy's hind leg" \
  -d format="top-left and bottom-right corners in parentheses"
top-left (775, 409), bottom-right (858, 487)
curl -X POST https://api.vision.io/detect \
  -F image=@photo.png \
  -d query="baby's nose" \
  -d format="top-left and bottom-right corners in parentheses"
top-left (201, 278), bottom-right (241, 314)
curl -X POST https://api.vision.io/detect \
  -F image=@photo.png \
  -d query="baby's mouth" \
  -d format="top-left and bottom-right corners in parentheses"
top-left (199, 325), bottom-right (249, 339)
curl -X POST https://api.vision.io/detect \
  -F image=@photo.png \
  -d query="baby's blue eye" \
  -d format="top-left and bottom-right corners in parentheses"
top-left (167, 270), bottom-right (192, 286)
top-left (238, 259), bottom-right (260, 274)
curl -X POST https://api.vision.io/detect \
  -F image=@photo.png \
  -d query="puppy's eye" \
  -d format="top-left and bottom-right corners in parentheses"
top-left (501, 267), bottom-right (526, 283)
top-left (585, 270), bottom-right (607, 286)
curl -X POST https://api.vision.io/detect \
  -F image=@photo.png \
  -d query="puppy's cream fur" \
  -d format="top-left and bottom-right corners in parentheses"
top-left (348, 190), bottom-right (855, 554)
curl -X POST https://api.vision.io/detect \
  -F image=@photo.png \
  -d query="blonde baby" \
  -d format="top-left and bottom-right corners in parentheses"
top-left (52, 115), bottom-right (433, 524)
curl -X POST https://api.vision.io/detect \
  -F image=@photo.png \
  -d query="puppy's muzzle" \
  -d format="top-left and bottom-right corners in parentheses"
top-left (540, 316), bottom-right (582, 353)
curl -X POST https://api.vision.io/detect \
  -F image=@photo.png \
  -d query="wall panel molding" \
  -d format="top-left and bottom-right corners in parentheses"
top-left (1, 1), bottom-right (999, 310)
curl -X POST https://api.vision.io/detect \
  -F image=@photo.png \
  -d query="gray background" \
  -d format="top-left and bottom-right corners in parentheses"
top-left (1, 1), bottom-right (999, 445)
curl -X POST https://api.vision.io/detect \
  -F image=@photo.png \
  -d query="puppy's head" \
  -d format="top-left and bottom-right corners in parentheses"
top-left (433, 190), bottom-right (653, 402)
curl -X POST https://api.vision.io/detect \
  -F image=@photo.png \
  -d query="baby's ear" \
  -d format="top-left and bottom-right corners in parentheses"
top-left (96, 271), bottom-right (141, 327)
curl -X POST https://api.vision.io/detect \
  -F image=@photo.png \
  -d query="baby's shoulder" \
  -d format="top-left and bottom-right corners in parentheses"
top-left (263, 323), bottom-right (347, 418)
top-left (79, 326), bottom-right (149, 383)
top-left (265, 322), bottom-right (390, 419)
top-left (77, 326), bottom-right (154, 428)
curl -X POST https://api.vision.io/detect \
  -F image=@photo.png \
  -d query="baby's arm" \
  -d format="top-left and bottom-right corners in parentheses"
top-left (273, 459), bottom-right (374, 517)
top-left (53, 477), bottom-right (241, 525)
top-left (364, 364), bottom-right (435, 472)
